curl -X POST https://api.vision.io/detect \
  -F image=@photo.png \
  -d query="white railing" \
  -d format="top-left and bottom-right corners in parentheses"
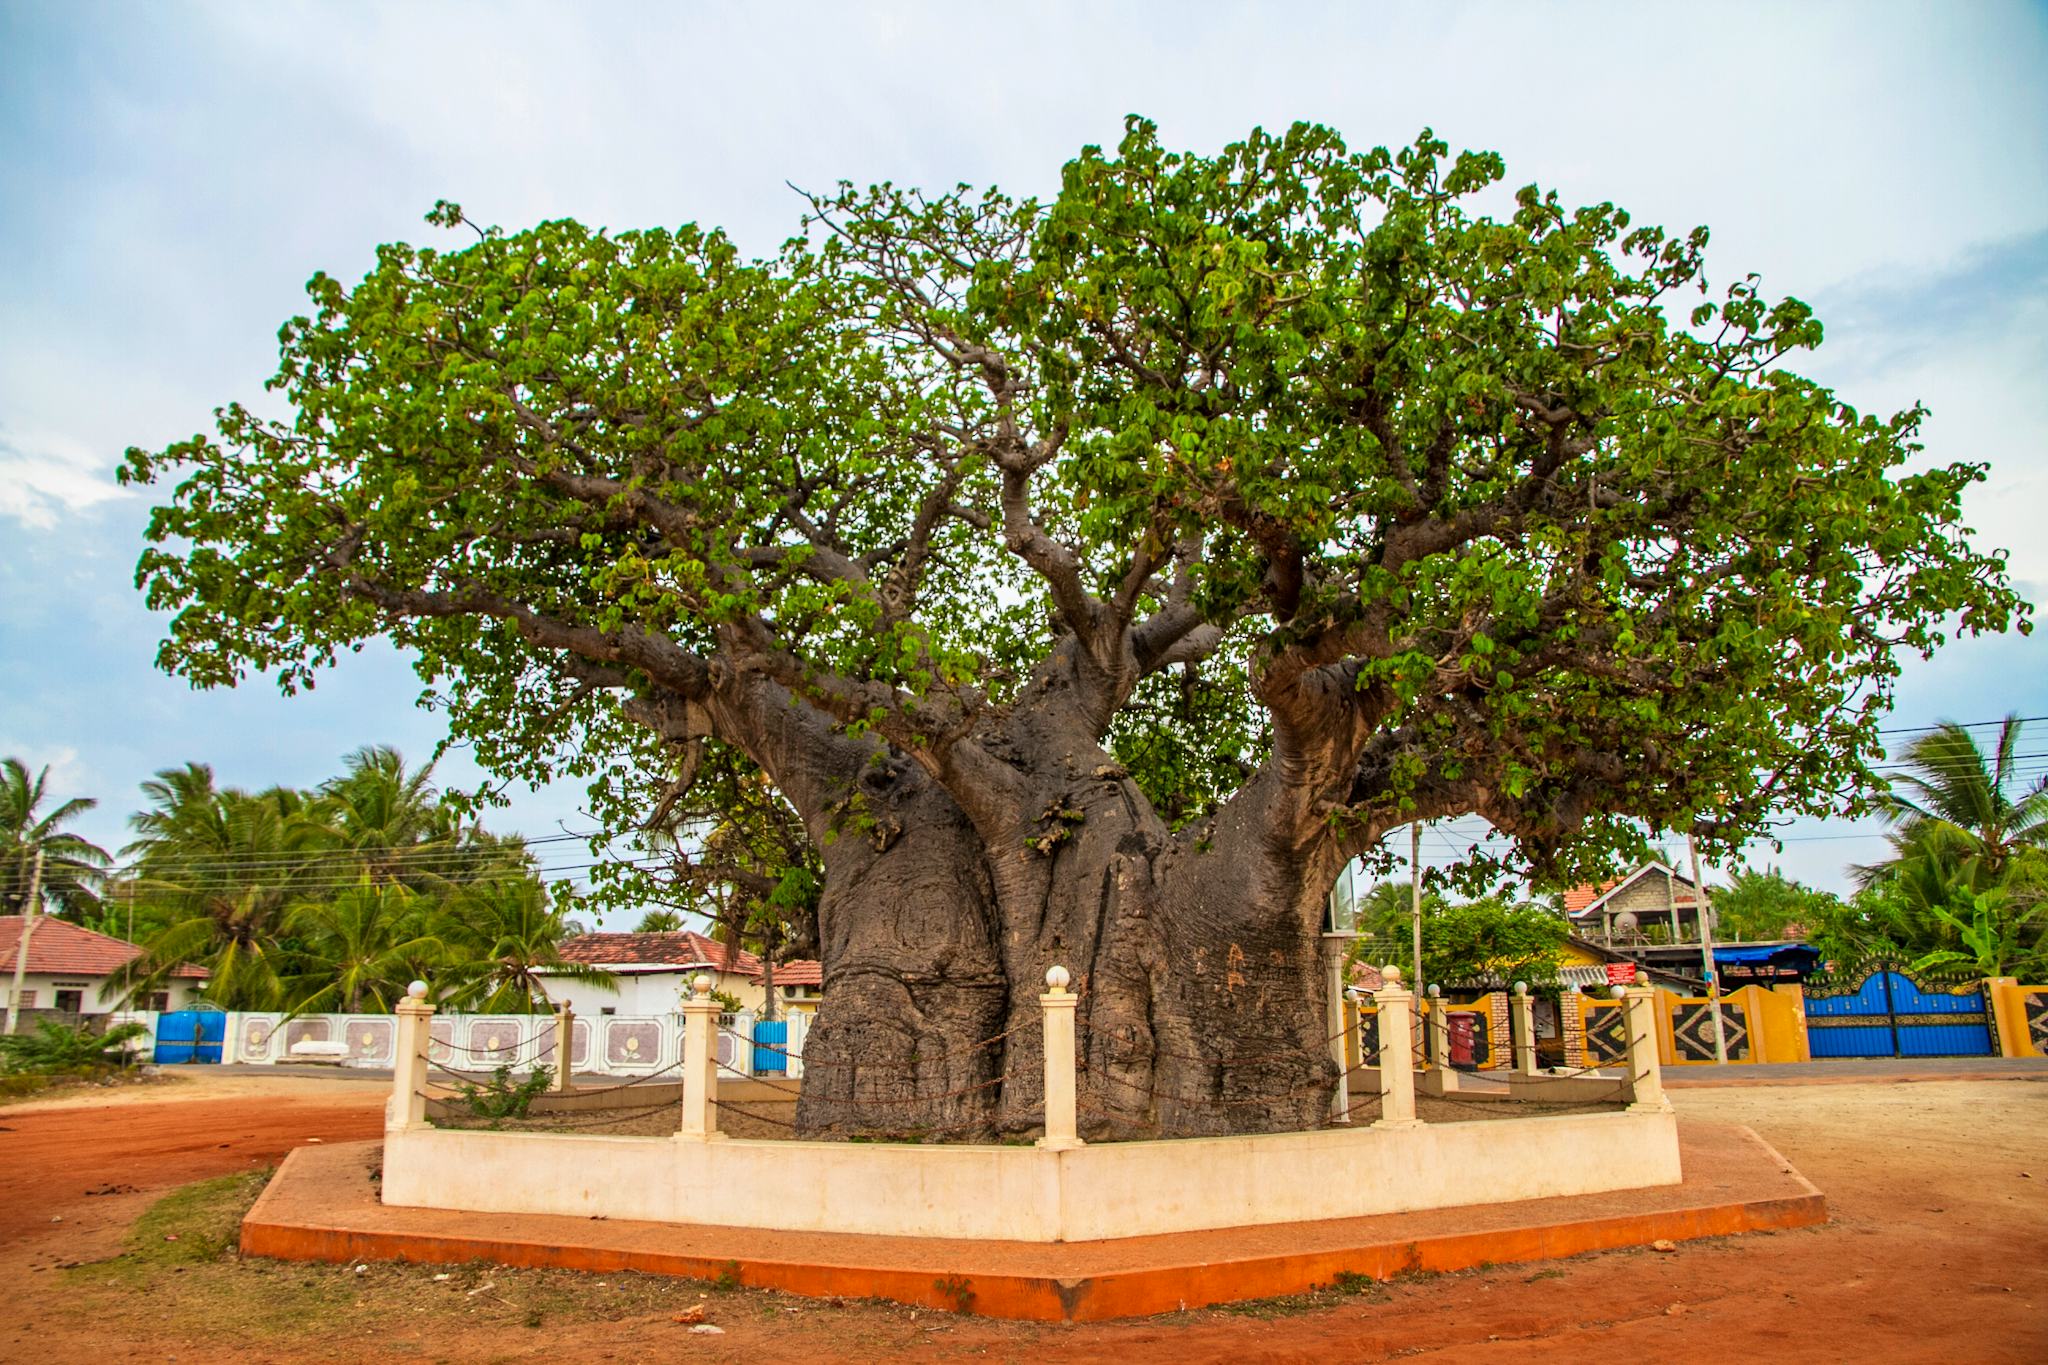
top-left (216, 1007), bottom-right (770, 1078)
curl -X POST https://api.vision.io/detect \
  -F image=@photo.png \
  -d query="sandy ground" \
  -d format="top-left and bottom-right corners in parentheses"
top-left (2, 1071), bottom-right (2043, 1362)
top-left (2, 1068), bottom-right (392, 1115)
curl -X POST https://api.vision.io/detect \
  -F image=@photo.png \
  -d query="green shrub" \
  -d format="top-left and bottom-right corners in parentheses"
top-left (453, 1064), bottom-right (553, 1126)
top-left (0, 1019), bottom-right (148, 1076)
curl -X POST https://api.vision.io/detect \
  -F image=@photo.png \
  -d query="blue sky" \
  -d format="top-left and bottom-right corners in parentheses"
top-left (2, 1), bottom-right (2044, 905)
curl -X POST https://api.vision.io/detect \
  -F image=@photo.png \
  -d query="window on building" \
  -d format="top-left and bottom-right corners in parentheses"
top-left (600, 1006), bottom-right (616, 1016)
top-left (15, 990), bottom-right (34, 1009)
top-left (55, 989), bottom-right (84, 1015)
top-left (147, 992), bottom-right (171, 1012)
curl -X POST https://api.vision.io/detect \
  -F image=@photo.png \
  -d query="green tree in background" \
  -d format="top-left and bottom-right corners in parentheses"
top-left (282, 879), bottom-right (448, 1013)
top-left (0, 757), bottom-right (111, 922)
top-left (312, 745), bottom-right (462, 887)
top-left (438, 875), bottom-right (615, 1012)
top-left (1346, 879), bottom-right (1565, 989)
top-left (120, 765), bottom-right (324, 1007)
top-left (1865, 717), bottom-right (2048, 884)
top-left (115, 751), bottom-right (579, 1012)
top-left (1711, 866), bottom-right (1846, 942)
top-left (1420, 897), bottom-right (1569, 988)
top-left (1849, 715), bottom-right (2047, 976)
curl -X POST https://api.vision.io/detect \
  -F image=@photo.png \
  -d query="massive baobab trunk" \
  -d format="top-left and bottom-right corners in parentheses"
top-left (790, 761), bottom-right (1342, 1141)
top-left (774, 648), bottom-right (1349, 1140)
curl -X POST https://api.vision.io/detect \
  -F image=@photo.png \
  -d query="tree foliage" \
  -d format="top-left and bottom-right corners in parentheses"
top-left (115, 748), bottom-right (598, 1011)
top-left (1824, 714), bottom-right (2048, 976)
top-left (1347, 881), bottom-right (1566, 988)
top-left (112, 119), bottom-right (2033, 1135)
top-left (1, 757), bottom-right (112, 921)
top-left (123, 119), bottom-right (2025, 889)
top-left (1711, 865), bottom-right (1845, 942)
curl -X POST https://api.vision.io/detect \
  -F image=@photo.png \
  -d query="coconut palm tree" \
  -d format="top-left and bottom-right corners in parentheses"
top-left (283, 879), bottom-right (451, 1013)
top-left (633, 908), bottom-right (686, 932)
top-left (1859, 715), bottom-right (2048, 887)
top-left (119, 765), bottom-right (325, 1008)
top-left (1850, 715), bottom-right (2048, 970)
top-left (0, 757), bottom-right (111, 922)
top-left (311, 745), bottom-right (461, 887)
top-left (437, 876), bottom-right (614, 1012)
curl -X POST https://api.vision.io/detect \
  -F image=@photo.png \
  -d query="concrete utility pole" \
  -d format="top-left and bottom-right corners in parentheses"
top-left (7, 847), bottom-right (46, 1036)
top-left (1664, 863), bottom-right (1682, 942)
top-left (1687, 832), bottom-right (1728, 1064)
top-left (1410, 823), bottom-right (1424, 994)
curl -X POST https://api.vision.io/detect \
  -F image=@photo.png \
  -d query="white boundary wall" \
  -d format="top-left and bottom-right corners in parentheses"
top-left (219, 1010), bottom-right (767, 1078)
top-left (380, 1107), bottom-right (1682, 1243)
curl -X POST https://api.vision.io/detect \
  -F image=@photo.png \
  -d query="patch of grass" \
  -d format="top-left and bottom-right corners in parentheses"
top-left (0, 1072), bottom-right (56, 1100)
top-left (1214, 1280), bottom-right (1383, 1319)
top-left (1329, 1269), bottom-right (1376, 1295)
top-left (98, 1169), bottom-right (274, 1275)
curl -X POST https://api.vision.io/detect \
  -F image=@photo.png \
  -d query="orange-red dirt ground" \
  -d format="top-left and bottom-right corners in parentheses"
top-left (2, 1071), bottom-right (2042, 1362)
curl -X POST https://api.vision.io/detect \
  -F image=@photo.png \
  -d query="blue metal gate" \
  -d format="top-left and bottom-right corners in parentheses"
top-left (1805, 964), bottom-right (1994, 1058)
top-left (752, 1018), bottom-right (788, 1074)
top-left (154, 1009), bottom-right (224, 1064)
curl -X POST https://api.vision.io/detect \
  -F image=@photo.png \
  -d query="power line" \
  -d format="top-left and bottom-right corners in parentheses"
top-left (1875, 714), bottom-right (2046, 735)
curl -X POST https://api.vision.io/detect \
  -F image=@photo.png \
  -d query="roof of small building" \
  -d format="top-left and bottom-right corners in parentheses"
top-left (556, 930), bottom-right (760, 973)
top-left (1562, 862), bottom-right (1702, 919)
top-left (753, 958), bottom-right (823, 987)
top-left (0, 915), bottom-right (206, 979)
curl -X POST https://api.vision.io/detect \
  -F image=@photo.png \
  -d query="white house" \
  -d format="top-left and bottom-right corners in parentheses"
top-left (0, 915), bottom-right (208, 1022)
top-left (547, 930), bottom-right (822, 1018)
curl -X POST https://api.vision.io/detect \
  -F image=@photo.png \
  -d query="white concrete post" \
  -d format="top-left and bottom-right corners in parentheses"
top-left (1373, 966), bottom-right (1422, 1128)
top-left (1511, 981), bottom-right (1538, 1075)
top-left (551, 1001), bottom-right (575, 1094)
top-left (1324, 938), bottom-right (1352, 1123)
top-left (677, 972), bottom-right (723, 1141)
top-left (1622, 983), bottom-right (1670, 1112)
top-left (1423, 983), bottom-right (1458, 1094)
top-left (1038, 965), bottom-right (1083, 1150)
top-left (388, 981), bottom-right (433, 1132)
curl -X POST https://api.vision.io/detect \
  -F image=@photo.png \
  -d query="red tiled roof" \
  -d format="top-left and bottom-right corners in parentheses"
top-left (1562, 880), bottom-right (1621, 915)
top-left (557, 931), bottom-right (759, 973)
top-left (1562, 864), bottom-right (1701, 919)
top-left (0, 916), bottom-right (206, 979)
top-left (753, 958), bottom-right (822, 987)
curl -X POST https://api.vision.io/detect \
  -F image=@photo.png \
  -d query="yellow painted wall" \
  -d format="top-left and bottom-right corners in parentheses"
top-left (1987, 978), bottom-right (2048, 1058)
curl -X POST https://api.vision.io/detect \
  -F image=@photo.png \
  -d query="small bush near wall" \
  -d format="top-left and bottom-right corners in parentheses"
top-left (450, 1065), bottom-right (555, 1128)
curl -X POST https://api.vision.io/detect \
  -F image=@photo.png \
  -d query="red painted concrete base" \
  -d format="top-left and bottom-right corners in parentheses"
top-left (241, 1121), bottom-right (1823, 1322)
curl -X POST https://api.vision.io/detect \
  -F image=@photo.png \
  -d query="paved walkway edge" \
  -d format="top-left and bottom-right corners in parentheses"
top-left (240, 1128), bottom-right (1826, 1322)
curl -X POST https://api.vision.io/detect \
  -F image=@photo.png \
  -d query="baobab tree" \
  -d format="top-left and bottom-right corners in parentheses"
top-left (125, 121), bottom-right (2025, 1136)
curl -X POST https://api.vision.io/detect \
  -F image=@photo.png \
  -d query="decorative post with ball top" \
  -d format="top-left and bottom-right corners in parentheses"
top-left (677, 972), bottom-right (723, 1141)
top-left (1373, 965), bottom-right (1423, 1128)
top-left (1512, 980), bottom-right (1539, 1076)
top-left (1038, 965), bottom-right (1083, 1150)
top-left (389, 979), bottom-right (433, 1133)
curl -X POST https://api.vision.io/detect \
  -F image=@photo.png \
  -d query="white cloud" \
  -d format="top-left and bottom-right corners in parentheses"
top-left (0, 427), bottom-right (131, 529)
top-left (0, 741), bottom-right (92, 802)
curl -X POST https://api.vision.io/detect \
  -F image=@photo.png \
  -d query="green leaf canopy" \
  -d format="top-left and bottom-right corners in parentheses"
top-left (124, 119), bottom-right (2029, 890)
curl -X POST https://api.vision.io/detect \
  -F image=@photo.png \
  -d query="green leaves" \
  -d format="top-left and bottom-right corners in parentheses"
top-left (125, 119), bottom-right (2030, 892)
